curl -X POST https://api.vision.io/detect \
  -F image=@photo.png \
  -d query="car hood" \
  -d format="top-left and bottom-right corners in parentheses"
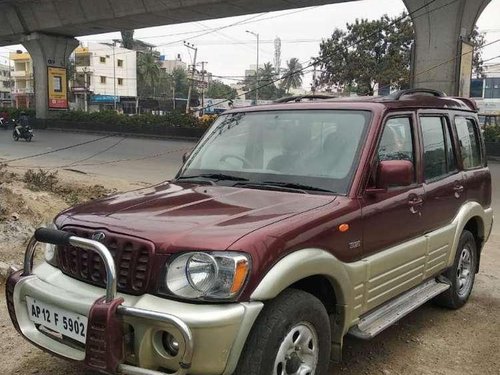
top-left (56, 182), bottom-right (336, 253)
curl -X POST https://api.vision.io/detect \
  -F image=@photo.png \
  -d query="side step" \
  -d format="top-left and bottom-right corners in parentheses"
top-left (348, 278), bottom-right (450, 340)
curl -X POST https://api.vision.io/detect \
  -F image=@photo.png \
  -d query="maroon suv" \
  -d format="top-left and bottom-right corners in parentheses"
top-left (6, 89), bottom-right (494, 375)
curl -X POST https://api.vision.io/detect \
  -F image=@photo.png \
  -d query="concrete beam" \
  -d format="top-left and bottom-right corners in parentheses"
top-left (22, 33), bottom-right (78, 119)
top-left (404, 0), bottom-right (491, 95)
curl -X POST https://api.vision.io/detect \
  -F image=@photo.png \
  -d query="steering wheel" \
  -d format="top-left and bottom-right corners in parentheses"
top-left (219, 154), bottom-right (254, 169)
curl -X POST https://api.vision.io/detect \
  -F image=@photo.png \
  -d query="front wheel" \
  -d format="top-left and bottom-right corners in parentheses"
top-left (26, 135), bottom-right (32, 142)
top-left (434, 230), bottom-right (477, 309)
top-left (234, 289), bottom-right (331, 375)
top-left (13, 133), bottom-right (19, 141)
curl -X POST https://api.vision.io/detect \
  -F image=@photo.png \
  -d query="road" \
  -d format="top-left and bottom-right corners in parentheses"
top-left (0, 129), bottom-right (196, 184)
top-left (0, 129), bottom-right (499, 375)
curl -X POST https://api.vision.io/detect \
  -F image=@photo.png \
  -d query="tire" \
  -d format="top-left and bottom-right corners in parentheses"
top-left (13, 134), bottom-right (19, 141)
top-left (434, 230), bottom-right (477, 309)
top-left (26, 135), bottom-right (32, 142)
top-left (234, 289), bottom-right (331, 375)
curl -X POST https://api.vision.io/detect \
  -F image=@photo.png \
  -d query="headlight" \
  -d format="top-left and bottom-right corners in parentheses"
top-left (164, 252), bottom-right (251, 301)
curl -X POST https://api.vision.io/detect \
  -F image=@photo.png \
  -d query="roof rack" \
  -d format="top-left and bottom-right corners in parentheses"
top-left (274, 94), bottom-right (337, 103)
top-left (388, 88), bottom-right (447, 100)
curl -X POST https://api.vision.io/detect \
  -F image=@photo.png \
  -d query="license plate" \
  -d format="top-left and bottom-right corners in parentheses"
top-left (26, 296), bottom-right (88, 344)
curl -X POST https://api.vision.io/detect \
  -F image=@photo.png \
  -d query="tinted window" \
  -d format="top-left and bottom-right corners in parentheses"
top-left (444, 121), bottom-right (457, 172)
top-left (421, 117), bottom-right (447, 180)
top-left (455, 117), bottom-right (482, 168)
top-left (378, 117), bottom-right (414, 163)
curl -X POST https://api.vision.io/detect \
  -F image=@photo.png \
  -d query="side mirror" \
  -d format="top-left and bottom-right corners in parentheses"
top-left (182, 151), bottom-right (191, 163)
top-left (368, 160), bottom-right (414, 192)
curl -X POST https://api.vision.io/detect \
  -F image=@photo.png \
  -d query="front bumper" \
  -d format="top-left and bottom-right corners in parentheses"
top-left (6, 231), bottom-right (263, 375)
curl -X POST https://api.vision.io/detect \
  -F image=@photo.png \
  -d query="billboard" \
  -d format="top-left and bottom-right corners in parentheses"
top-left (48, 67), bottom-right (68, 109)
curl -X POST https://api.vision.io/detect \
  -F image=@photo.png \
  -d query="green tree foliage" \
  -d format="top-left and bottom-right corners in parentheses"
top-left (137, 52), bottom-right (162, 97)
top-left (317, 14), bottom-right (486, 95)
top-left (316, 14), bottom-right (414, 95)
top-left (206, 80), bottom-right (237, 99)
top-left (243, 62), bottom-right (285, 101)
top-left (172, 67), bottom-right (191, 98)
top-left (470, 26), bottom-right (486, 76)
top-left (281, 58), bottom-right (304, 94)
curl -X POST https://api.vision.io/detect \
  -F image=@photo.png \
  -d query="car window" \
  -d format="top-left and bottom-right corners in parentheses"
top-left (455, 117), bottom-right (482, 169)
top-left (181, 110), bottom-right (371, 194)
top-left (420, 116), bottom-right (450, 181)
top-left (378, 117), bottom-right (414, 164)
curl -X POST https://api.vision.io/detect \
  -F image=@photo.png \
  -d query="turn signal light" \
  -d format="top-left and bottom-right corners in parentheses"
top-left (339, 223), bottom-right (350, 233)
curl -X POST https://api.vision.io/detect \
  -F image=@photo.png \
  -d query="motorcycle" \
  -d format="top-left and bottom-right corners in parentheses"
top-left (0, 117), bottom-right (9, 130)
top-left (13, 125), bottom-right (33, 142)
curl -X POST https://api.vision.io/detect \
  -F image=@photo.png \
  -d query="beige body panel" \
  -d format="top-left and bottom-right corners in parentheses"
top-left (251, 202), bottom-right (493, 335)
top-left (15, 263), bottom-right (263, 375)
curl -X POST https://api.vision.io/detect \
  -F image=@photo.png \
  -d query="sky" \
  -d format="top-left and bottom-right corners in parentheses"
top-left (0, 0), bottom-right (499, 89)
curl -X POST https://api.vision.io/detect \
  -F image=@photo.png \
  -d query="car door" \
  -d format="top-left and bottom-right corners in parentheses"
top-left (361, 113), bottom-right (427, 311)
top-left (418, 113), bottom-right (465, 278)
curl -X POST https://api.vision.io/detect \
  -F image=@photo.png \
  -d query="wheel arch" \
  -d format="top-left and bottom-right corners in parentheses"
top-left (249, 248), bottom-right (354, 361)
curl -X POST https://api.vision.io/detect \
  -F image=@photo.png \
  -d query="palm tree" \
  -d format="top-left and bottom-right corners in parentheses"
top-left (137, 52), bottom-right (161, 96)
top-left (259, 62), bottom-right (275, 82)
top-left (281, 58), bottom-right (304, 94)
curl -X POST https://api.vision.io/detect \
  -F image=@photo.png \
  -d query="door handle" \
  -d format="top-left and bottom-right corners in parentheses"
top-left (453, 184), bottom-right (464, 198)
top-left (408, 195), bottom-right (424, 214)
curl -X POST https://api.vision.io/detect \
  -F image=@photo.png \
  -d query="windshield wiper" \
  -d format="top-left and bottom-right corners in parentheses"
top-left (259, 181), bottom-right (335, 193)
top-left (177, 173), bottom-right (249, 182)
top-left (234, 181), bottom-right (334, 194)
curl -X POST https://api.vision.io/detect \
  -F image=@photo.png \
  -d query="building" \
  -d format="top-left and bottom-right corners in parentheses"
top-left (10, 51), bottom-right (33, 108)
top-left (160, 54), bottom-right (186, 74)
top-left (0, 61), bottom-right (12, 107)
top-left (471, 62), bottom-right (500, 116)
top-left (72, 42), bottom-right (137, 113)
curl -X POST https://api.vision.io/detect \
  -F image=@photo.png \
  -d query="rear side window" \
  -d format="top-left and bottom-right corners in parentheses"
top-left (455, 117), bottom-right (482, 169)
top-left (420, 116), bottom-right (456, 181)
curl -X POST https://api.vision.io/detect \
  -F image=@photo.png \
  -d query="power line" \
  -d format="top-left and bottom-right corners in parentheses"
top-left (195, 0), bottom-right (446, 112)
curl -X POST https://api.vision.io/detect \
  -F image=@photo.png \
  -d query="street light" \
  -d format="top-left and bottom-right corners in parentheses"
top-left (246, 30), bottom-right (259, 105)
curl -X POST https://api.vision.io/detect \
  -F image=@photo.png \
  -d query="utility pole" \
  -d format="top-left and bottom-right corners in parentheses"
top-left (246, 30), bottom-right (259, 105)
top-left (184, 41), bottom-right (197, 114)
top-left (312, 64), bottom-right (317, 95)
top-left (200, 61), bottom-right (207, 114)
top-left (112, 41), bottom-right (117, 111)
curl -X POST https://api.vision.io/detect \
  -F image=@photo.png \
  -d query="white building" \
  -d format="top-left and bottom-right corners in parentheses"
top-left (160, 54), bottom-right (187, 74)
top-left (0, 61), bottom-right (12, 107)
top-left (73, 42), bottom-right (137, 112)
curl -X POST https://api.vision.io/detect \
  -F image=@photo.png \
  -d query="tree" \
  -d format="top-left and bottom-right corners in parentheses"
top-left (242, 62), bottom-right (285, 101)
top-left (172, 67), bottom-right (191, 98)
top-left (470, 26), bottom-right (486, 77)
top-left (137, 52), bottom-right (161, 97)
top-left (316, 14), bottom-right (414, 95)
top-left (281, 58), bottom-right (304, 94)
top-left (206, 80), bottom-right (237, 99)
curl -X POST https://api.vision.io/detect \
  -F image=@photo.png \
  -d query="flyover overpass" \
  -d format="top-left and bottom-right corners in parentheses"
top-left (0, 0), bottom-right (491, 118)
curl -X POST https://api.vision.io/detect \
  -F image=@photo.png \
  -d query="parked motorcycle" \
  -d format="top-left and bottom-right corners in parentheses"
top-left (13, 125), bottom-right (33, 142)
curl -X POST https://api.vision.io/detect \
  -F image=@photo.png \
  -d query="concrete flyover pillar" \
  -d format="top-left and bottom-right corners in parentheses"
top-left (22, 33), bottom-right (79, 119)
top-left (403, 0), bottom-right (490, 96)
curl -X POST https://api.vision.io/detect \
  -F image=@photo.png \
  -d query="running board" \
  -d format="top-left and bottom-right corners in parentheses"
top-left (348, 278), bottom-right (450, 340)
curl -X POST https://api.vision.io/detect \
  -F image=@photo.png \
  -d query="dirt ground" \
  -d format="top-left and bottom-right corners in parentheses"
top-left (0, 166), bottom-right (499, 375)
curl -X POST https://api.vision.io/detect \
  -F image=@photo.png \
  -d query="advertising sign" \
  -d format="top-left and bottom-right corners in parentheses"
top-left (48, 67), bottom-right (68, 109)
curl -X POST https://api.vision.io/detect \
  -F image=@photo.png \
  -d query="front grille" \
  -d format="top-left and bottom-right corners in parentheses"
top-left (57, 227), bottom-right (154, 295)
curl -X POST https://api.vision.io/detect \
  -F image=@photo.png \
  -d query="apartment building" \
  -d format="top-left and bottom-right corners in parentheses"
top-left (10, 51), bottom-right (33, 108)
top-left (0, 61), bottom-right (12, 107)
top-left (73, 42), bottom-right (137, 112)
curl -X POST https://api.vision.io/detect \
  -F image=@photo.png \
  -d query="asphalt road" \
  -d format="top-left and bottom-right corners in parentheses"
top-left (0, 129), bottom-right (196, 184)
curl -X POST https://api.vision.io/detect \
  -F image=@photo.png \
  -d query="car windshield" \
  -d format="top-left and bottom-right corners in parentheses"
top-left (178, 110), bottom-right (371, 195)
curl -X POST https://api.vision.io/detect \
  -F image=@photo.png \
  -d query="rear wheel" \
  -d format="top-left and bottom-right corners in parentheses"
top-left (234, 289), bottom-right (331, 375)
top-left (434, 230), bottom-right (477, 309)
